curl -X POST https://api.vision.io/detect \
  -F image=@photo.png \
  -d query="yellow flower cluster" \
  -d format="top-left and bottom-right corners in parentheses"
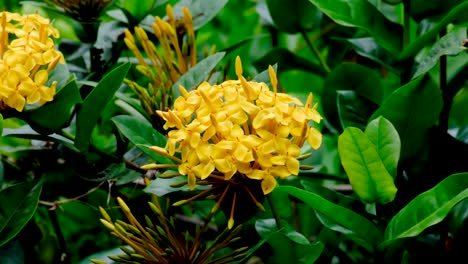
top-left (124, 5), bottom-right (197, 121)
top-left (0, 11), bottom-right (64, 112)
top-left (153, 57), bottom-right (322, 195)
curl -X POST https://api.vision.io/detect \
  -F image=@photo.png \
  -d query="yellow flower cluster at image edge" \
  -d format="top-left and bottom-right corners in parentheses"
top-left (151, 57), bottom-right (323, 195)
top-left (0, 11), bottom-right (64, 112)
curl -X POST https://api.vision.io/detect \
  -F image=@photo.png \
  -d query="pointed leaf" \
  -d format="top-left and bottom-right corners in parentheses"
top-left (338, 127), bottom-right (397, 204)
top-left (337, 90), bottom-right (379, 131)
top-left (266, 0), bottom-right (321, 33)
top-left (173, 0), bottom-right (229, 30)
top-left (172, 52), bottom-right (225, 97)
top-left (276, 186), bottom-right (383, 250)
top-left (112, 115), bottom-right (170, 164)
top-left (307, 0), bottom-right (403, 55)
top-left (381, 173), bottom-right (468, 248)
top-left (412, 27), bottom-right (467, 79)
top-left (75, 63), bottom-right (131, 151)
top-left (0, 180), bottom-right (42, 247)
top-left (371, 76), bottom-right (443, 159)
top-left (365, 116), bottom-right (401, 178)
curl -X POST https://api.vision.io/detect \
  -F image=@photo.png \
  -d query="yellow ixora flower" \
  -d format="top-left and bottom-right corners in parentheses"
top-left (143, 57), bottom-right (322, 228)
top-left (0, 11), bottom-right (64, 112)
top-left (124, 5), bottom-right (198, 126)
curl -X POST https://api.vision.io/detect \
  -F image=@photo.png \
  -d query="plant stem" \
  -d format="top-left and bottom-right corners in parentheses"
top-left (301, 30), bottom-right (331, 73)
top-left (48, 210), bottom-right (70, 263)
top-left (403, 0), bottom-right (410, 49)
top-left (267, 193), bottom-right (283, 230)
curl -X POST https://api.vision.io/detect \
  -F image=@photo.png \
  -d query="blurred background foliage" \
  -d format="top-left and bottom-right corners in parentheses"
top-left (0, 0), bottom-right (467, 263)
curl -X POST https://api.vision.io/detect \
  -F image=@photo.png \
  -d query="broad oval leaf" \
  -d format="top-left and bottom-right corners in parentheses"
top-left (365, 116), bottom-right (401, 178)
top-left (266, 0), bottom-right (321, 33)
top-left (75, 63), bottom-right (131, 151)
top-left (307, 0), bottom-right (403, 55)
top-left (412, 27), bottom-right (467, 79)
top-left (371, 75), bottom-right (443, 159)
top-left (112, 115), bottom-right (170, 164)
top-left (338, 127), bottom-right (397, 204)
top-left (276, 186), bottom-right (383, 249)
top-left (0, 180), bottom-right (42, 247)
top-left (381, 173), bottom-right (468, 248)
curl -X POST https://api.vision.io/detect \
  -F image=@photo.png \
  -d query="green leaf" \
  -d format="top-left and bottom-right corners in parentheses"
top-left (410, 0), bottom-right (465, 22)
top-left (25, 78), bottom-right (81, 133)
top-left (276, 186), bottom-right (383, 249)
top-left (412, 27), bottom-right (467, 79)
top-left (400, 2), bottom-right (468, 60)
top-left (172, 52), bottom-right (225, 97)
top-left (173, 0), bottom-right (229, 30)
top-left (307, 0), bottom-right (403, 55)
top-left (112, 115), bottom-right (170, 164)
top-left (253, 48), bottom-right (328, 77)
top-left (337, 90), bottom-right (379, 131)
top-left (75, 63), bottom-right (131, 151)
top-left (266, 0), bottom-right (321, 33)
top-left (365, 116), bottom-right (401, 178)
top-left (371, 76), bottom-right (443, 159)
top-left (346, 37), bottom-right (397, 72)
top-left (144, 176), bottom-right (209, 196)
top-left (0, 240), bottom-right (24, 264)
top-left (338, 127), bottom-right (397, 204)
top-left (118, 0), bottom-right (155, 21)
top-left (381, 173), bottom-right (468, 248)
top-left (252, 64), bottom-right (278, 88)
top-left (0, 180), bottom-right (42, 247)
top-left (322, 63), bottom-right (383, 131)
top-left (0, 114), bottom-right (3, 136)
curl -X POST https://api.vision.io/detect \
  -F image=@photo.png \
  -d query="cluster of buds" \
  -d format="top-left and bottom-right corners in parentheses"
top-left (124, 5), bottom-right (197, 125)
top-left (0, 11), bottom-right (64, 112)
top-left (95, 187), bottom-right (248, 264)
top-left (49, 0), bottom-right (112, 22)
top-left (143, 57), bottom-right (323, 228)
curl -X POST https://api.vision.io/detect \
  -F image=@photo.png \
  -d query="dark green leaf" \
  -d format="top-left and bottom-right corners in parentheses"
top-left (144, 176), bottom-right (209, 196)
top-left (172, 52), bottom-right (225, 97)
top-left (410, 0), bottom-right (465, 22)
top-left (276, 186), bottom-right (383, 249)
top-left (412, 27), bottom-right (467, 79)
top-left (75, 63), bottom-right (131, 151)
top-left (365, 116), bottom-right (401, 178)
top-left (266, 0), bottom-right (321, 33)
top-left (337, 90), bottom-right (379, 131)
top-left (322, 63), bottom-right (383, 131)
top-left (0, 180), bottom-right (42, 247)
top-left (254, 48), bottom-right (328, 77)
top-left (381, 173), bottom-right (468, 248)
top-left (338, 127), bottom-right (397, 204)
top-left (307, 0), bottom-right (403, 55)
top-left (0, 114), bottom-right (3, 136)
top-left (173, 0), bottom-right (229, 30)
top-left (117, 0), bottom-right (155, 21)
top-left (346, 37), bottom-right (398, 72)
top-left (112, 115), bottom-right (170, 164)
top-left (371, 76), bottom-right (443, 159)
top-left (25, 78), bottom-right (81, 133)
top-left (400, 2), bottom-right (468, 60)
top-left (0, 240), bottom-right (24, 264)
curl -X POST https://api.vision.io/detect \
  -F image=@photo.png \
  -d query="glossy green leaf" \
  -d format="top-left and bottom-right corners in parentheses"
top-left (25, 78), bottom-right (81, 133)
top-left (322, 63), bottom-right (383, 131)
top-left (346, 37), bottom-right (397, 72)
top-left (75, 63), bottom-right (131, 151)
top-left (112, 115), bottom-right (170, 164)
top-left (0, 114), bottom-right (3, 136)
top-left (381, 173), bottom-right (468, 248)
top-left (276, 186), bottom-right (383, 249)
top-left (337, 90), bottom-right (379, 131)
top-left (400, 2), bottom-right (468, 60)
top-left (365, 116), bottom-right (401, 178)
top-left (371, 76), bottom-right (443, 159)
top-left (307, 0), bottom-right (403, 55)
top-left (254, 48), bottom-right (328, 77)
top-left (118, 0), bottom-right (155, 21)
top-left (410, 0), bottom-right (465, 22)
top-left (412, 27), bottom-right (467, 79)
top-left (338, 127), bottom-right (397, 204)
top-left (0, 180), bottom-right (42, 247)
top-left (266, 0), bottom-right (321, 33)
top-left (173, 0), bottom-right (229, 30)
top-left (172, 52), bottom-right (225, 97)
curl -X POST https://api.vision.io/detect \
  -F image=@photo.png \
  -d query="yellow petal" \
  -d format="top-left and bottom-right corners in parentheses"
top-left (247, 169), bottom-right (266, 180)
top-left (192, 162), bottom-right (215, 180)
top-left (307, 127), bottom-right (322, 149)
top-left (286, 158), bottom-right (299, 175)
top-left (261, 174), bottom-right (277, 195)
